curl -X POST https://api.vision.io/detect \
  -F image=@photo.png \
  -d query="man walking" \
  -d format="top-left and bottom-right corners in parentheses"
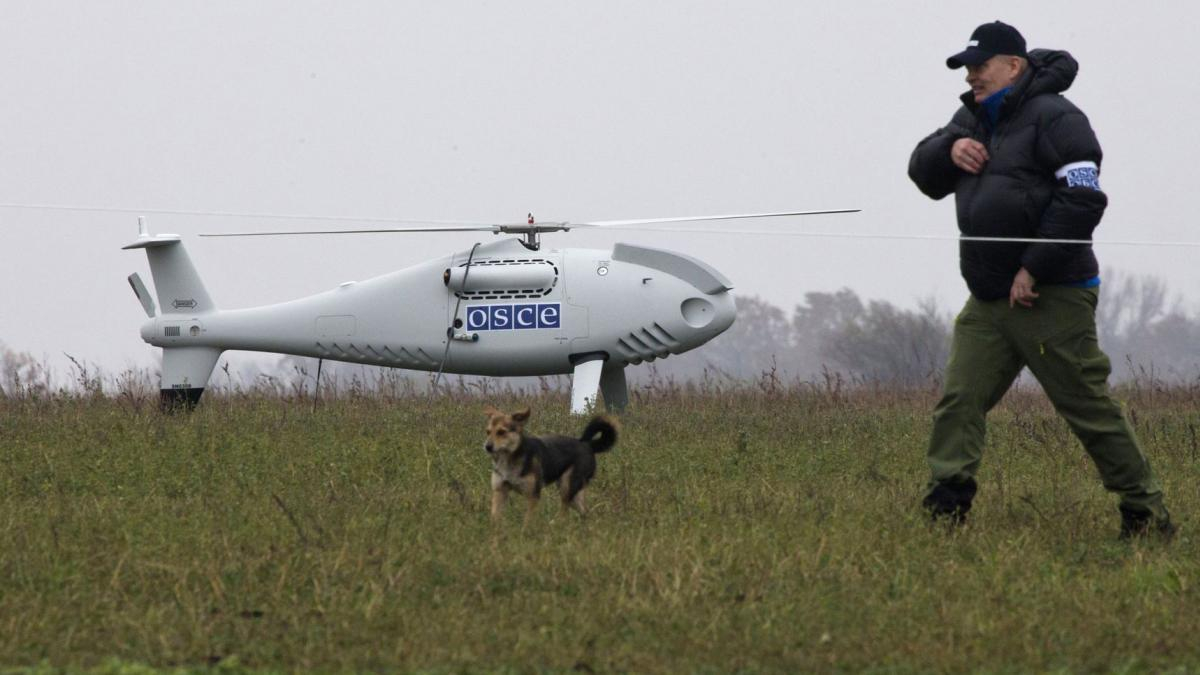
top-left (908, 21), bottom-right (1173, 538)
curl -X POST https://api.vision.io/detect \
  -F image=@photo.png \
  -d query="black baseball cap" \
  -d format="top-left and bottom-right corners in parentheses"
top-left (946, 21), bottom-right (1027, 69)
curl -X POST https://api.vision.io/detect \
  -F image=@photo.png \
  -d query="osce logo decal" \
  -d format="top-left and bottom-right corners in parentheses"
top-left (466, 303), bottom-right (561, 331)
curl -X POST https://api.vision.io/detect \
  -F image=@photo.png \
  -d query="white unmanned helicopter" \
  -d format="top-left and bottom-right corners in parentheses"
top-left (123, 209), bottom-right (856, 412)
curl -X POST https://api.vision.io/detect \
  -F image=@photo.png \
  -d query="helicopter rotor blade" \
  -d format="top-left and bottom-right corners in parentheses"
top-left (199, 225), bottom-right (501, 237)
top-left (574, 208), bottom-right (860, 227)
top-left (197, 211), bottom-right (857, 237)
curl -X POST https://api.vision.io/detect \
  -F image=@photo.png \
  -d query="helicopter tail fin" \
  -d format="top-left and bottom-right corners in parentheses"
top-left (160, 346), bottom-right (222, 410)
top-left (122, 217), bottom-right (216, 314)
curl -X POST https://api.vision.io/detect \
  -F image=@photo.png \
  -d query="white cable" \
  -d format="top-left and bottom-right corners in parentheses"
top-left (0, 202), bottom-right (494, 227)
top-left (589, 226), bottom-right (1200, 248)
top-left (2, 201), bottom-right (1196, 247)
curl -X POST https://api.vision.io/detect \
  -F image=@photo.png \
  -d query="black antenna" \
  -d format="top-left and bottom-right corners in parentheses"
top-left (312, 358), bottom-right (324, 413)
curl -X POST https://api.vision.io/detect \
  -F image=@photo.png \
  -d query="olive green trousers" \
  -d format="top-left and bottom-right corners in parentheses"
top-left (926, 286), bottom-right (1168, 519)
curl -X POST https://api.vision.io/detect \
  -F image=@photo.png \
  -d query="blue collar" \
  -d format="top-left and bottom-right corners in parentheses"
top-left (980, 87), bottom-right (1011, 128)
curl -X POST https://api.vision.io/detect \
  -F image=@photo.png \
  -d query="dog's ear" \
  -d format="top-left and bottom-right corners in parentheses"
top-left (511, 407), bottom-right (531, 426)
top-left (483, 405), bottom-right (500, 418)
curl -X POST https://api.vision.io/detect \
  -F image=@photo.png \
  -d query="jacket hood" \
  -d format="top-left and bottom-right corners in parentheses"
top-left (1022, 49), bottom-right (1078, 97)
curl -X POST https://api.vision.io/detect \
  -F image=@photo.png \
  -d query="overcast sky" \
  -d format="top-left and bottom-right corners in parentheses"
top-left (3, 1), bottom-right (1199, 377)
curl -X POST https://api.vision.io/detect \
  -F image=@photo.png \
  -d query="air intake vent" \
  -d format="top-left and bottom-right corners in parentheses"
top-left (164, 326), bottom-right (180, 337)
top-left (614, 323), bottom-right (681, 364)
top-left (449, 259), bottom-right (559, 300)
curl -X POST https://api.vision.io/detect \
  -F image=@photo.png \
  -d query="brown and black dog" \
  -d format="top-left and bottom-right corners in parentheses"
top-left (483, 405), bottom-right (618, 521)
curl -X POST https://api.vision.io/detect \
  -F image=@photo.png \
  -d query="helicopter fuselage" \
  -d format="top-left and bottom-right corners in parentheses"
top-left (138, 237), bottom-right (737, 379)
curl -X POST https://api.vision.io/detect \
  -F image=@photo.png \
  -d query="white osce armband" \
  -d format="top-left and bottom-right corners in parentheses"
top-left (1055, 161), bottom-right (1101, 190)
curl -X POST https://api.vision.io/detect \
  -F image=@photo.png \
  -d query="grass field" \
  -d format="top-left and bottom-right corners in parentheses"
top-left (1, 380), bottom-right (1198, 673)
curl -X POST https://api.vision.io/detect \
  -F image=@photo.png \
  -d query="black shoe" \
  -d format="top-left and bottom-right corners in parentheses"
top-left (923, 478), bottom-right (977, 525)
top-left (1119, 506), bottom-right (1176, 541)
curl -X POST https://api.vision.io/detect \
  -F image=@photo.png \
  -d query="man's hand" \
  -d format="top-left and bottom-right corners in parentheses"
top-left (1010, 267), bottom-right (1038, 308)
top-left (951, 138), bottom-right (989, 174)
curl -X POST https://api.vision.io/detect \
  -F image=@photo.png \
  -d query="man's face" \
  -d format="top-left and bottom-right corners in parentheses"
top-left (965, 55), bottom-right (1022, 103)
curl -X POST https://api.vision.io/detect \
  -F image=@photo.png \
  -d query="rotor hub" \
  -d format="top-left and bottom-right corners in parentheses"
top-left (495, 221), bottom-right (571, 249)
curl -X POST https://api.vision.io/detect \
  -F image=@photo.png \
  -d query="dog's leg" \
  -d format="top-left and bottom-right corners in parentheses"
top-left (491, 476), bottom-right (509, 521)
top-left (520, 474), bottom-right (540, 528)
top-left (570, 488), bottom-right (587, 516)
top-left (559, 468), bottom-right (589, 517)
top-left (524, 494), bottom-right (538, 527)
top-left (491, 487), bottom-right (508, 520)
top-left (558, 467), bottom-right (577, 515)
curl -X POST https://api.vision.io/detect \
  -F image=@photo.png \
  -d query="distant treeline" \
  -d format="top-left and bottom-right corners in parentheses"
top-left (655, 268), bottom-right (1200, 386)
top-left (3, 269), bottom-right (1198, 397)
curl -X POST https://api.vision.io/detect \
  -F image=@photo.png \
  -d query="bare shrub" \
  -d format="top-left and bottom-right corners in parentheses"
top-left (0, 342), bottom-right (50, 398)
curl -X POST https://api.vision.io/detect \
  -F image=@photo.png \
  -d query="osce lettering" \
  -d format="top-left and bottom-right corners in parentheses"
top-left (466, 303), bottom-right (561, 331)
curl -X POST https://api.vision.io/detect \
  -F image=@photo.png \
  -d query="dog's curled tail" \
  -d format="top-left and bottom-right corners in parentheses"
top-left (580, 416), bottom-right (618, 453)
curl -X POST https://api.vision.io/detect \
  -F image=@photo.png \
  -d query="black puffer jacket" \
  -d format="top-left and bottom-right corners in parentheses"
top-left (908, 49), bottom-right (1105, 301)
